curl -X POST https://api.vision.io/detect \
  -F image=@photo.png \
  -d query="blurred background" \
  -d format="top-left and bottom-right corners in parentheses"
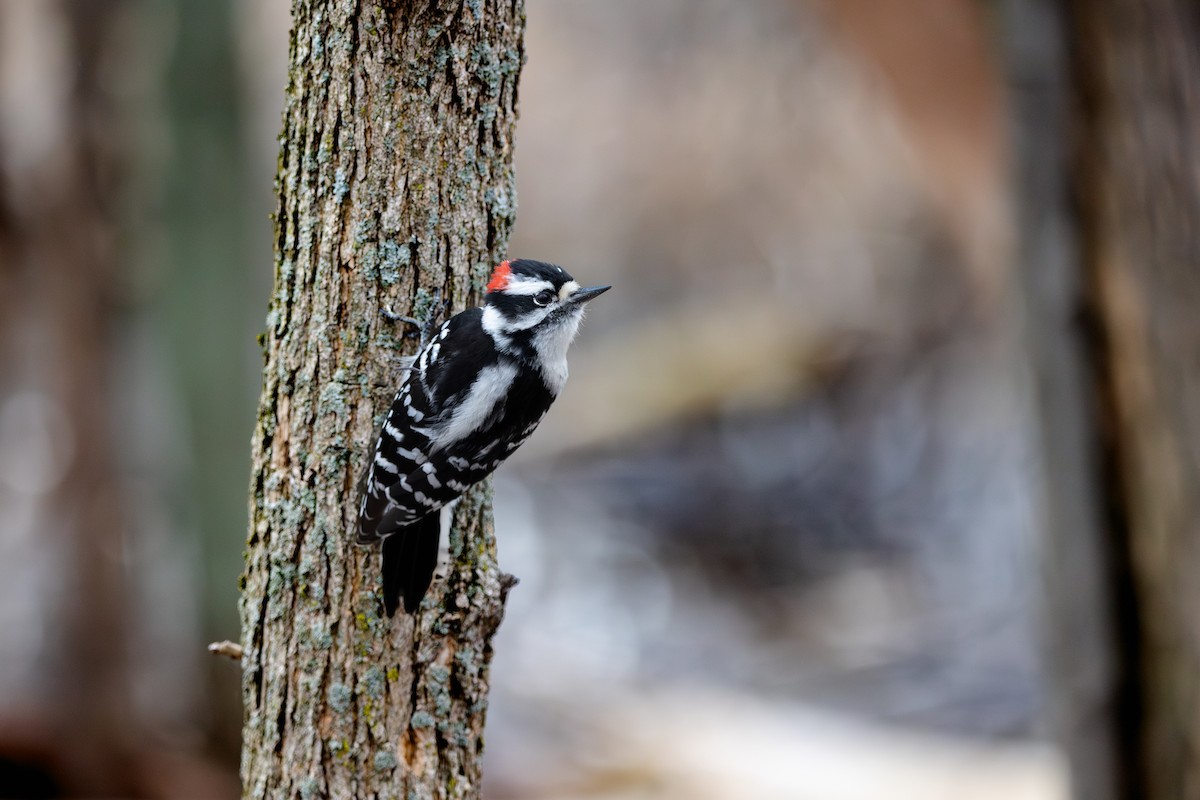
top-left (0, 0), bottom-right (1097, 797)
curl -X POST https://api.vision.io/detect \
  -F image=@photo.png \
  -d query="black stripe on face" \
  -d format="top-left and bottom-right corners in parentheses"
top-left (485, 292), bottom-right (541, 321)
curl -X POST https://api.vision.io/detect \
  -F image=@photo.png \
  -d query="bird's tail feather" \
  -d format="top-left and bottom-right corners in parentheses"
top-left (381, 514), bottom-right (441, 617)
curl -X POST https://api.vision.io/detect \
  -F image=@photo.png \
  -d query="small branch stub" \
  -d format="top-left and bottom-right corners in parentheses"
top-left (208, 640), bottom-right (243, 660)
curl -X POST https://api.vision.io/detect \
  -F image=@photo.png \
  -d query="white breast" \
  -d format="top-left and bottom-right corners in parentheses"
top-left (430, 361), bottom-right (519, 450)
top-left (532, 313), bottom-right (582, 395)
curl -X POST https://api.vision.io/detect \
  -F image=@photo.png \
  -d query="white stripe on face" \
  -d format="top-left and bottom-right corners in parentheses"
top-left (481, 304), bottom-right (514, 348)
top-left (558, 280), bottom-right (580, 301)
top-left (503, 276), bottom-right (555, 296)
top-left (483, 301), bottom-right (553, 333)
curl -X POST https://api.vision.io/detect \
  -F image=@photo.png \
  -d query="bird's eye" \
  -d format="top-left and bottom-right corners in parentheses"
top-left (534, 289), bottom-right (556, 306)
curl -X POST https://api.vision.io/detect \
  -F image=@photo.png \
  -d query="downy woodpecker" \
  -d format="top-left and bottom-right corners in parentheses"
top-left (357, 259), bottom-right (610, 615)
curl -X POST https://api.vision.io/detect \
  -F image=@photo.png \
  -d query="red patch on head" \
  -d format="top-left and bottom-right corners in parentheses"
top-left (486, 260), bottom-right (512, 293)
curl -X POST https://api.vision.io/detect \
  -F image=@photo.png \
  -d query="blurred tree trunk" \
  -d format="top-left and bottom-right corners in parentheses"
top-left (1004, 2), bottom-right (1127, 798)
top-left (160, 0), bottom-right (268, 765)
top-left (0, 1), bottom-right (141, 795)
top-left (1064, 1), bottom-right (1200, 798)
top-left (1008, 1), bottom-right (1200, 799)
top-left (240, 2), bottom-right (524, 798)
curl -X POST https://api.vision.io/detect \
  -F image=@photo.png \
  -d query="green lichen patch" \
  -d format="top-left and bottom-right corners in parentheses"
top-left (373, 749), bottom-right (398, 771)
top-left (298, 777), bottom-right (321, 800)
top-left (360, 665), bottom-right (387, 699)
top-left (379, 239), bottom-right (410, 287)
top-left (309, 620), bottom-right (334, 650)
top-left (328, 682), bottom-right (352, 713)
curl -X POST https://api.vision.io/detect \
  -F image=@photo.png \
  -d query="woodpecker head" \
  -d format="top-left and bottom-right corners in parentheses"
top-left (481, 259), bottom-right (609, 383)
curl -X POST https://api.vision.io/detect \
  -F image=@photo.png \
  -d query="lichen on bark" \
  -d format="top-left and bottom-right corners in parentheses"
top-left (240, 2), bottom-right (526, 798)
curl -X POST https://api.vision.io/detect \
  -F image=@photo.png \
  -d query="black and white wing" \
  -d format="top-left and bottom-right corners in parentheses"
top-left (357, 309), bottom-right (480, 542)
top-left (357, 308), bottom-right (558, 614)
top-left (356, 306), bottom-right (556, 540)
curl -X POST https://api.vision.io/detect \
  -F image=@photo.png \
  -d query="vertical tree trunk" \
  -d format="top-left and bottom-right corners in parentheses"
top-left (1008, 0), bottom-right (1200, 798)
top-left (1064, 1), bottom-right (1200, 798)
top-left (240, 3), bottom-right (525, 798)
top-left (1002, 2), bottom-right (1128, 798)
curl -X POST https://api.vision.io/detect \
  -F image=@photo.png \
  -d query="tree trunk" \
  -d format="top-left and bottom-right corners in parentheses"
top-left (1007, 0), bottom-right (1200, 798)
top-left (1002, 2), bottom-right (1128, 798)
top-left (1064, 1), bottom-right (1200, 798)
top-left (239, 3), bottom-right (525, 798)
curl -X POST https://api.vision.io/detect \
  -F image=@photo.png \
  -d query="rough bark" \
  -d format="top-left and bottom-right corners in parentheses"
top-left (1064, 1), bottom-right (1200, 798)
top-left (239, 3), bottom-right (525, 799)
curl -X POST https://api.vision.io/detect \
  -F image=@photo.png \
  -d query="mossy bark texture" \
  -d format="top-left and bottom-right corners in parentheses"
top-left (240, 3), bottom-right (525, 798)
top-left (1067, 2), bottom-right (1200, 798)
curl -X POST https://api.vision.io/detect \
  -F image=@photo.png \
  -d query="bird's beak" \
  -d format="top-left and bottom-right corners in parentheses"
top-left (567, 285), bottom-right (611, 304)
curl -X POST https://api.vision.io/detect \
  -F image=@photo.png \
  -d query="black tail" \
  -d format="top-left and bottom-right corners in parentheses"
top-left (381, 513), bottom-right (441, 616)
